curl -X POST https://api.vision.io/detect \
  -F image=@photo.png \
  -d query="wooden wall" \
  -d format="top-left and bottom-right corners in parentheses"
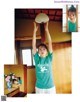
top-left (52, 42), bottom-right (71, 93)
top-left (27, 68), bottom-right (36, 93)
top-left (4, 65), bottom-right (11, 89)
top-left (15, 19), bottom-right (71, 43)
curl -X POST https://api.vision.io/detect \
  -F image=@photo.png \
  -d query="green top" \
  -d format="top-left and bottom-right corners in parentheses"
top-left (68, 20), bottom-right (76, 32)
top-left (18, 80), bottom-right (22, 84)
top-left (33, 51), bottom-right (54, 89)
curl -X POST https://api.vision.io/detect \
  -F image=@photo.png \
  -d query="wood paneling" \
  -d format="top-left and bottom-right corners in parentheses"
top-left (52, 42), bottom-right (71, 93)
top-left (15, 41), bottom-right (23, 64)
top-left (24, 65), bottom-right (27, 93)
top-left (27, 68), bottom-right (36, 93)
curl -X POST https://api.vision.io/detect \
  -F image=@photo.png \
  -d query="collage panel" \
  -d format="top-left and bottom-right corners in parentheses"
top-left (4, 65), bottom-right (27, 97)
top-left (63, 5), bottom-right (80, 32)
top-left (15, 9), bottom-right (71, 94)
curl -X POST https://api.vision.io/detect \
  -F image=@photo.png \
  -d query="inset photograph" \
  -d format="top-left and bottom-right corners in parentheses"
top-left (4, 65), bottom-right (27, 97)
top-left (63, 5), bottom-right (80, 32)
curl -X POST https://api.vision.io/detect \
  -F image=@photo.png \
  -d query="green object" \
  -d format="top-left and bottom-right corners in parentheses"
top-left (68, 5), bottom-right (76, 12)
top-left (33, 51), bottom-right (54, 89)
top-left (68, 20), bottom-right (76, 32)
top-left (18, 80), bottom-right (22, 84)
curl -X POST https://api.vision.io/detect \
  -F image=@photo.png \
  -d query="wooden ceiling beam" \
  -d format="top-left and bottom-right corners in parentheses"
top-left (15, 36), bottom-right (41, 41)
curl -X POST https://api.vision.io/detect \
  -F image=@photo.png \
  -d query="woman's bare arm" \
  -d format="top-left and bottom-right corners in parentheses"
top-left (32, 22), bottom-right (38, 54)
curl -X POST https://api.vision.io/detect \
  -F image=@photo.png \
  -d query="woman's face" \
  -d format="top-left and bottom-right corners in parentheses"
top-left (38, 46), bottom-right (48, 57)
top-left (5, 76), bottom-right (11, 82)
top-left (68, 11), bottom-right (76, 22)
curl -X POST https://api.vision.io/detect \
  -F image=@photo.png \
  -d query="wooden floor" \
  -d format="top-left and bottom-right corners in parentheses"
top-left (12, 92), bottom-right (27, 97)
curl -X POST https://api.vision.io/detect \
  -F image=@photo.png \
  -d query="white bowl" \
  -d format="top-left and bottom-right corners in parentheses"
top-left (35, 13), bottom-right (49, 23)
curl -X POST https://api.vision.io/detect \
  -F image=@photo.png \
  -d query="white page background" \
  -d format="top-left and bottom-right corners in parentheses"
top-left (0, 0), bottom-right (80, 102)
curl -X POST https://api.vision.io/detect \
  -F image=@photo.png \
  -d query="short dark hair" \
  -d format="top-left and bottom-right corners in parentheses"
top-left (68, 5), bottom-right (76, 13)
top-left (37, 43), bottom-right (48, 52)
top-left (18, 77), bottom-right (21, 80)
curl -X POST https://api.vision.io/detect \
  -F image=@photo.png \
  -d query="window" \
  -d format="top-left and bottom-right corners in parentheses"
top-left (22, 49), bottom-right (35, 66)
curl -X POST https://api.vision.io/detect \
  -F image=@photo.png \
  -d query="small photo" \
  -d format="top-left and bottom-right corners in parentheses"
top-left (63, 5), bottom-right (80, 32)
top-left (4, 65), bottom-right (27, 97)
